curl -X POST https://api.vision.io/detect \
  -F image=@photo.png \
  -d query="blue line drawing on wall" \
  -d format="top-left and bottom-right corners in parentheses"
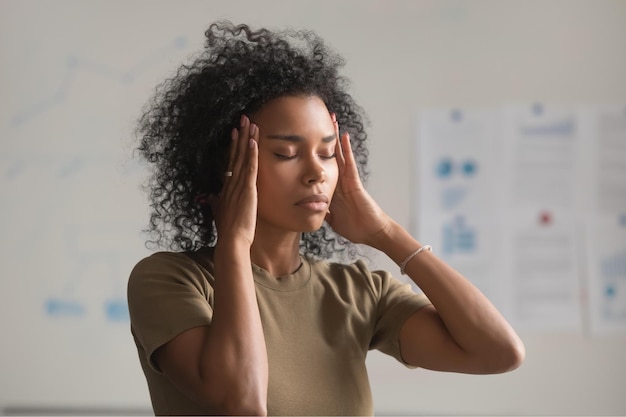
top-left (105, 298), bottom-right (130, 322)
top-left (3, 153), bottom-right (144, 182)
top-left (8, 154), bottom-right (145, 324)
top-left (442, 215), bottom-right (477, 256)
top-left (4, 159), bottom-right (26, 180)
top-left (45, 298), bottom-right (86, 318)
top-left (42, 224), bottom-right (135, 323)
top-left (57, 157), bottom-right (85, 178)
top-left (10, 36), bottom-right (187, 127)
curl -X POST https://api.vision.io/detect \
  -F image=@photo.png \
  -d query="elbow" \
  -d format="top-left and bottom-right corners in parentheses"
top-left (197, 388), bottom-right (267, 416)
top-left (506, 333), bottom-right (526, 371)
top-left (487, 337), bottom-right (526, 374)
top-left (210, 393), bottom-right (267, 416)
top-left (197, 369), bottom-right (268, 415)
top-left (499, 348), bottom-right (525, 374)
top-left (220, 403), bottom-right (267, 416)
top-left (508, 338), bottom-right (526, 371)
top-left (208, 402), bottom-right (266, 416)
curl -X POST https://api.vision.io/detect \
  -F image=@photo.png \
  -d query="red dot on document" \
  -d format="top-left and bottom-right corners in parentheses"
top-left (539, 211), bottom-right (552, 226)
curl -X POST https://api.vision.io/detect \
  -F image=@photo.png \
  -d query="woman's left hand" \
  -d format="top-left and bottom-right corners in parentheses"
top-left (325, 114), bottom-right (393, 248)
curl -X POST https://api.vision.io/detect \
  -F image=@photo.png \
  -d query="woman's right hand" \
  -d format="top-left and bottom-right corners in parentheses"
top-left (156, 116), bottom-right (267, 414)
top-left (210, 115), bottom-right (259, 247)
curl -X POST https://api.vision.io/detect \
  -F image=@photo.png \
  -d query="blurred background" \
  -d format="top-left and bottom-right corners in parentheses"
top-left (1, 0), bottom-right (625, 415)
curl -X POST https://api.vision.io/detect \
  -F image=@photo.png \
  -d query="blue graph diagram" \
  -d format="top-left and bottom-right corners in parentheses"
top-left (442, 216), bottom-right (477, 255)
top-left (441, 186), bottom-right (467, 210)
top-left (435, 157), bottom-right (479, 210)
top-left (435, 157), bottom-right (479, 179)
top-left (601, 251), bottom-right (626, 320)
top-left (10, 36), bottom-right (187, 127)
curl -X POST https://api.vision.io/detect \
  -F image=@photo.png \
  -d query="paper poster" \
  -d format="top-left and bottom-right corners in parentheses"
top-left (497, 103), bottom-right (584, 331)
top-left (586, 216), bottom-right (626, 335)
top-left (497, 210), bottom-right (583, 332)
top-left (580, 105), bottom-right (626, 335)
top-left (416, 104), bottom-right (591, 332)
top-left (415, 108), bottom-right (504, 302)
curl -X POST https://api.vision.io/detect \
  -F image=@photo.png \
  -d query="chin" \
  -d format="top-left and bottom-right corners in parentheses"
top-left (299, 218), bottom-right (327, 233)
top-left (264, 212), bottom-right (327, 234)
top-left (302, 225), bottom-right (324, 233)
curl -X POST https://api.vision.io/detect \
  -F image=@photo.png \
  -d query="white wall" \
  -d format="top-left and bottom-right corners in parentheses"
top-left (1, 0), bottom-right (625, 415)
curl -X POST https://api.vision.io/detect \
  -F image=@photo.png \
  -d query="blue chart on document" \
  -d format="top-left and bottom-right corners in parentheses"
top-left (601, 250), bottom-right (626, 320)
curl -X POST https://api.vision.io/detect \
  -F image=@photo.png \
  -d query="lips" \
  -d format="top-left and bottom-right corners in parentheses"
top-left (296, 194), bottom-right (329, 204)
top-left (295, 194), bottom-right (329, 212)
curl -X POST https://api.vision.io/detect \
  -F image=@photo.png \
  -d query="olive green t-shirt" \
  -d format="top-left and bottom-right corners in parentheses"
top-left (127, 247), bottom-right (430, 415)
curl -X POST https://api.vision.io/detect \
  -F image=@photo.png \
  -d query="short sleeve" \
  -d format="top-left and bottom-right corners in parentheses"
top-left (366, 265), bottom-right (431, 367)
top-left (127, 252), bottom-right (214, 373)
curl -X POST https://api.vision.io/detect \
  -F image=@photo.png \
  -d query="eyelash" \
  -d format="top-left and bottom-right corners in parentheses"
top-left (274, 153), bottom-right (336, 160)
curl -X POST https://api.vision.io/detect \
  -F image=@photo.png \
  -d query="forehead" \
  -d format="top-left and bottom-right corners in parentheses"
top-left (251, 95), bottom-right (332, 129)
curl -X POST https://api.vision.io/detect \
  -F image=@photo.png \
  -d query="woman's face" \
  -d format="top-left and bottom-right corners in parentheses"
top-left (251, 95), bottom-right (338, 234)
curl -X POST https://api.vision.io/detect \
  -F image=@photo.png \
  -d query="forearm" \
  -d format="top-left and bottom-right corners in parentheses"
top-left (201, 239), bottom-right (268, 414)
top-left (375, 221), bottom-right (524, 365)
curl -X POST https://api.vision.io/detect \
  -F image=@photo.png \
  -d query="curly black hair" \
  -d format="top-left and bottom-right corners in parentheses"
top-left (135, 21), bottom-right (369, 260)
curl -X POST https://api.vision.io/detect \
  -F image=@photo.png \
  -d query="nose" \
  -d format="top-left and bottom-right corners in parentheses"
top-left (302, 156), bottom-right (326, 185)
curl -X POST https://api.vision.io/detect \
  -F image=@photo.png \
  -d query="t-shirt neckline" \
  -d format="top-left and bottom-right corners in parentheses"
top-left (252, 256), bottom-right (312, 292)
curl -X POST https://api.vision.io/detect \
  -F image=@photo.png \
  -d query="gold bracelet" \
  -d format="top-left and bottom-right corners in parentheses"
top-left (399, 245), bottom-right (432, 275)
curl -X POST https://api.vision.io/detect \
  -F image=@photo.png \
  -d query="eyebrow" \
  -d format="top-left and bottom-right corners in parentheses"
top-left (266, 134), bottom-right (336, 143)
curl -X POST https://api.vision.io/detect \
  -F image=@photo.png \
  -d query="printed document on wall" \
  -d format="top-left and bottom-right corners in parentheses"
top-left (415, 108), bottom-right (504, 306)
top-left (581, 105), bottom-right (626, 335)
top-left (498, 103), bottom-right (584, 332)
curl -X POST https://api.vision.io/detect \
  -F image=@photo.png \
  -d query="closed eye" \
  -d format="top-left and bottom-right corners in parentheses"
top-left (274, 153), bottom-right (297, 160)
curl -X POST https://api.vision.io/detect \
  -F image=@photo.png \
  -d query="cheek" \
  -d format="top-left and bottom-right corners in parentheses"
top-left (328, 159), bottom-right (339, 178)
top-left (326, 162), bottom-right (339, 194)
top-left (256, 163), bottom-right (290, 200)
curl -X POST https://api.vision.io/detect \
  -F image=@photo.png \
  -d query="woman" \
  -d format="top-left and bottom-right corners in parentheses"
top-left (128, 21), bottom-right (524, 416)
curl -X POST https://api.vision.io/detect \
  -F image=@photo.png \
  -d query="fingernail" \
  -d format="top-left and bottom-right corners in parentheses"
top-left (240, 114), bottom-right (247, 126)
top-left (250, 123), bottom-right (257, 136)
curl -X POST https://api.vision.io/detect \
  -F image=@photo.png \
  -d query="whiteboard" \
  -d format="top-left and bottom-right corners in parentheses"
top-left (1, 0), bottom-right (625, 415)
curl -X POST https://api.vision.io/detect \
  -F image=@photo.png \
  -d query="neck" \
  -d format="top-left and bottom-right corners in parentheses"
top-left (251, 225), bottom-right (302, 277)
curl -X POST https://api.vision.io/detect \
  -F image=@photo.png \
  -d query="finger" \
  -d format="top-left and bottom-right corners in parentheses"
top-left (230, 130), bottom-right (258, 225)
top-left (341, 132), bottom-right (358, 176)
top-left (245, 122), bottom-right (258, 180)
top-left (245, 120), bottom-right (259, 181)
top-left (228, 127), bottom-right (238, 166)
top-left (247, 135), bottom-right (259, 188)
top-left (225, 127), bottom-right (238, 177)
top-left (332, 113), bottom-right (346, 168)
top-left (231, 114), bottom-right (251, 177)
